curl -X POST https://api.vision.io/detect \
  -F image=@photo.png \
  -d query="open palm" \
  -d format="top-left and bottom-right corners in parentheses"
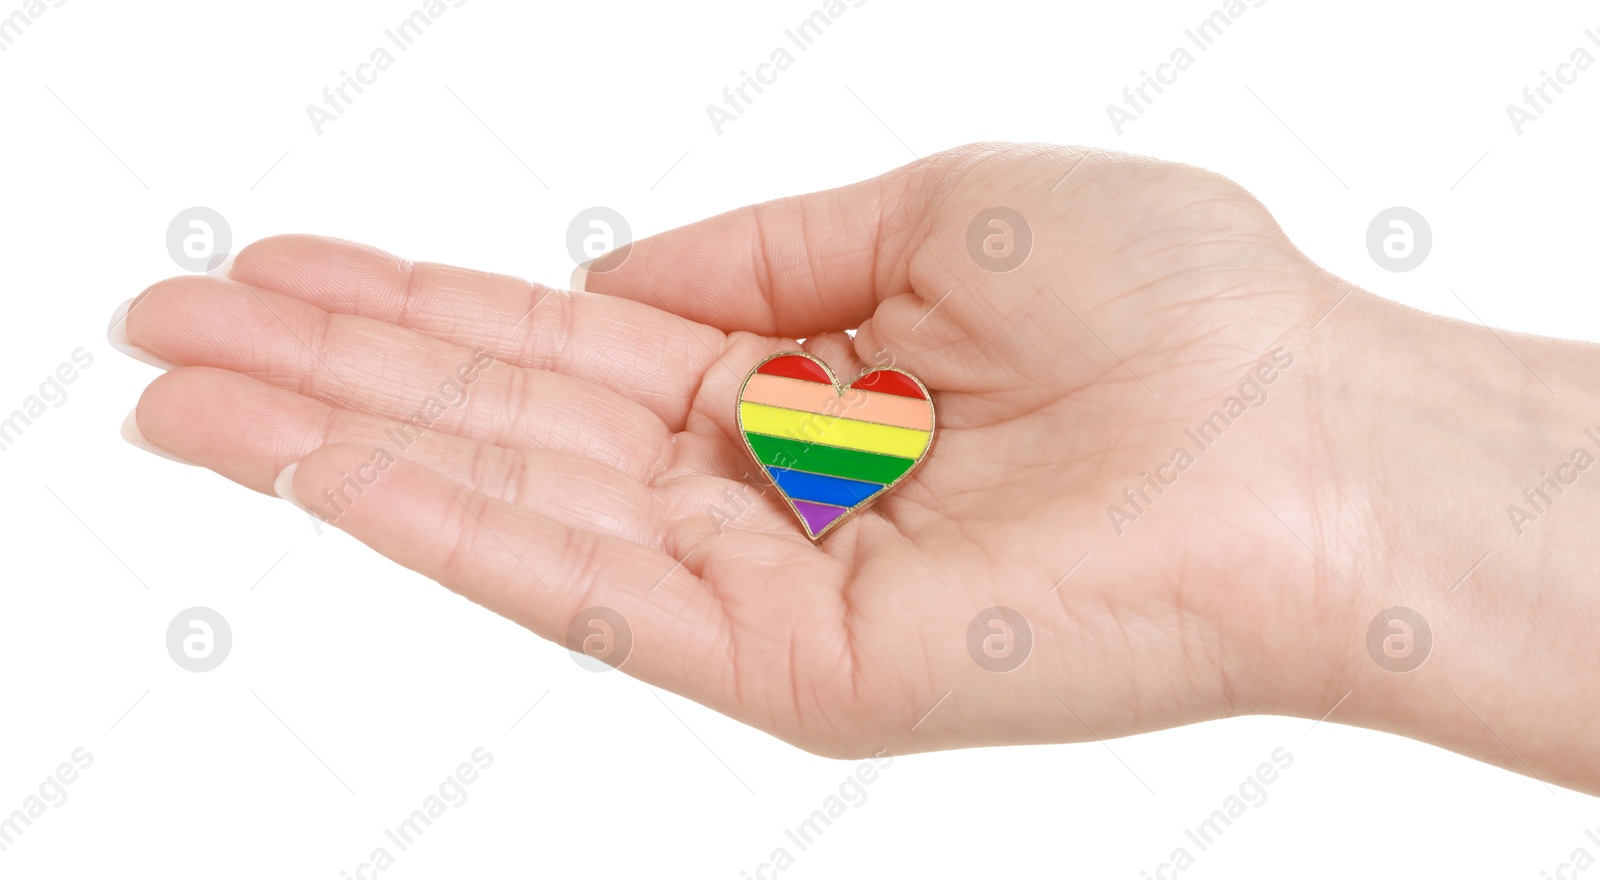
top-left (120, 144), bottom-right (1351, 757)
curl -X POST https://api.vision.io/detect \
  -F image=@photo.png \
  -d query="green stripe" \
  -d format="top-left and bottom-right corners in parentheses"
top-left (745, 432), bottom-right (918, 484)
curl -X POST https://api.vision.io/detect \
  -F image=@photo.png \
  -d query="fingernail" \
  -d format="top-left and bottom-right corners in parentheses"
top-left (107, 299), bottom-right (178, 371)
top-left (208, 254), bottom-right (236, 278)
top-left (274, 462), bottom-right (309, 512)
top-left (570, 259), bottom-right (593, 292)
top-left (121, 409), bottom-right (193, 465)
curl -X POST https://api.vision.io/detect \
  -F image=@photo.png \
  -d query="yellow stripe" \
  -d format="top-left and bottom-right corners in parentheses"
top-left (739, 402), bottom-right (931, 459)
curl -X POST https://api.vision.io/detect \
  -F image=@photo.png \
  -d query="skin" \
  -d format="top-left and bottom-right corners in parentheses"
top-left (115, 143), bottom-right (1600, 794)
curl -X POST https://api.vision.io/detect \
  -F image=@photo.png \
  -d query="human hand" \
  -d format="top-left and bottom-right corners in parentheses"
top-left (112, 144), bottom-right (1600, 794)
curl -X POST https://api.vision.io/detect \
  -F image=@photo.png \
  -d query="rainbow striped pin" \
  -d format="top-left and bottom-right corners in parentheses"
top-left (736, 352), bottom-right (935, 541)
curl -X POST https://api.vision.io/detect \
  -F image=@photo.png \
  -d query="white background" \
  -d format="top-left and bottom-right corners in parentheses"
top-left (2, 1), bottom-right (1596, 877)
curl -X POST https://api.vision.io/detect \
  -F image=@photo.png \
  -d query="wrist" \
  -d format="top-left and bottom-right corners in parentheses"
top-left (1298, 282), bottom-right (1600, 792)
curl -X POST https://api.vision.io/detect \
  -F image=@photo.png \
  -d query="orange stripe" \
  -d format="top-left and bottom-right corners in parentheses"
top-left (740, 374), bottom-right (932, 431)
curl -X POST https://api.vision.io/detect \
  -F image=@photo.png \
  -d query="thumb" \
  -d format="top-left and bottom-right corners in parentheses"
top-left (572, 158), bottom-right (945, 339)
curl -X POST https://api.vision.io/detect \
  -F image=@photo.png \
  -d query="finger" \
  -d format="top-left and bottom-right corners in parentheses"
top-left (575, 157), bottom-right (943, 338)
top-left (229, 235), bottom-right (728, 430)
top-left (852, 293), bottom-right (994, 393)
top-left (133, 368), bottom-right (661, 543)
top-left (799, 332), bottom-right (868, 382)
top-left (282, 443), bottom-right (731, 702)
top-left (123, 274), bottom-right (671, 480)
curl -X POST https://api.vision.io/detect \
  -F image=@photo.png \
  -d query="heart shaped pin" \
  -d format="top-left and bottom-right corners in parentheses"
top-left (737, 352), bottom-right (935, 541)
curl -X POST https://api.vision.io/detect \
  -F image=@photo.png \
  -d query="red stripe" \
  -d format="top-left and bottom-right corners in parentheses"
top-left (757, 355), bottom-right (830, 384)
top-left (850, 370), bottom-right (925, 400)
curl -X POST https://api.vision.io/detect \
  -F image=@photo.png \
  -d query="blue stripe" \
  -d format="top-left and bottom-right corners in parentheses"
top-left (765, 466), bottom-right (885, 507)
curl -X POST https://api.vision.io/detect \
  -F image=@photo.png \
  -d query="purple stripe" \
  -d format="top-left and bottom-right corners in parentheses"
top-left (791, 499), bottom-right (849, 536)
